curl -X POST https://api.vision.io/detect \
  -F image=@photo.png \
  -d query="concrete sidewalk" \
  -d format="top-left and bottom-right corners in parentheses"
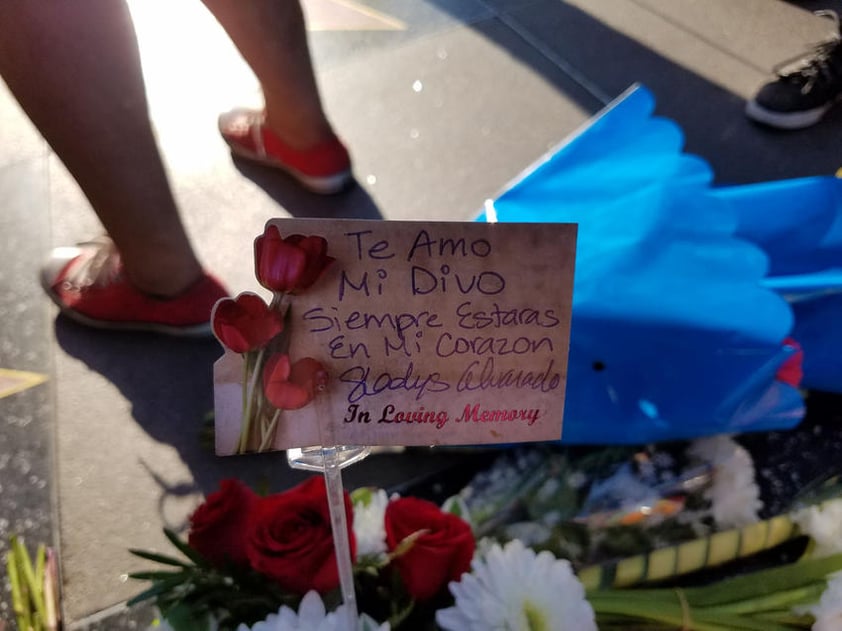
top-left (1, 0), bottom-right (840, 627)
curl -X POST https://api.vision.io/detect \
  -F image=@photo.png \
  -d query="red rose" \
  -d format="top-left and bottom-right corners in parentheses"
top-left (385, 497), bottom-right (475, 601)
top-left (254, 225), bottom-right (334, 294)
top-left (211, 292), bottom-right (284, 353)
top-left (246, 477), bottom-right (355, 594)
top-left (188, 479), bottom-right (259, 568)
top-left (262, 354), bottom-right (328, 410)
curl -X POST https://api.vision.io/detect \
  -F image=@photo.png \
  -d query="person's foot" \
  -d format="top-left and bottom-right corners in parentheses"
top-left (40, 236), bottom-right (229, 336)
top-left (218, 108), bottom-right (353, 195)
top-left (746, 11), bottom-right (842, 130)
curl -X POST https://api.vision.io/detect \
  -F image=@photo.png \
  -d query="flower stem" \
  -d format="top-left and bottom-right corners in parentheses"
top-left (707, 582), bottom-right (825, 615)
top-left (270, 292), bottom-right (290, 314)
top-left (589, 595), bottom-right (798, 631)
top-left (236, 353), bottom-right (253, 454)
top-left (7, 539), bottom-right (30, 631)
top-left (259, 409), bottom-right (281, 452)
top-left (591, 599), bottom-right (727, 631)
top-left (250, 387), bottom-right (268, 451)
top-left (237, 347), bottom-right (266, 454)
top-left (681, 552), bottom-right (842, 608)
top-left (749, 610), bottom-right (813, 625)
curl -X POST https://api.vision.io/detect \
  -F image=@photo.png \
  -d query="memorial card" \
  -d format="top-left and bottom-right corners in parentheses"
top-left (214, 218), bottom-right (576, 454)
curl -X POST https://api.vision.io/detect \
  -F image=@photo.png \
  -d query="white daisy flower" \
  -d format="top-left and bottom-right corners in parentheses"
top-left (808, 571), bottom-right (842, 631)
top-left (687, 435), bottom-right (762, 528)
top-left (352, 488), bottom-right (391, 559)
top-left (792, 498), bottom-right (842, 558)
top-left (235, 591), bottom-right (389, 631)
top-left (435, 539), bottom-right (597, 631)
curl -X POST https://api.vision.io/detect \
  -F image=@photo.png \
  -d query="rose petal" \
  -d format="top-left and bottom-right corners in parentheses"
top-left (188, 479), bottom-right (259, 568)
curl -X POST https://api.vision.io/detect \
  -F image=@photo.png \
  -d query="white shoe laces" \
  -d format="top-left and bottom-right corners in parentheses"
top-left (773, 10), bottom-right (842, 94)
top-left (59, 236), bottom-right (122, 291)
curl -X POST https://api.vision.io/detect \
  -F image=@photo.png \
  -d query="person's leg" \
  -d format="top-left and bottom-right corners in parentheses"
top-left (202, 0), bottom-right (352, 195)
top-left (201, 0), bottom-right (335, 149)
top-left (0, 0), bottom-right (203, 296)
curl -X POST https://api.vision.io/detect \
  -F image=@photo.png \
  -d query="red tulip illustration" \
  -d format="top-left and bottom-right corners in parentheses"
top-left (254, 225), bottom-right (335, 295)
top-left (211, 292), bottom-right (284, 354)
top-left (263, 354), bottom-right (329, 411)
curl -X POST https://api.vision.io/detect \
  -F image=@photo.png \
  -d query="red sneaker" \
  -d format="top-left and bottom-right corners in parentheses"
top-left (218, 108), bottom-right (353, 195)
top-left (40, 237), bottom-right (229, 336)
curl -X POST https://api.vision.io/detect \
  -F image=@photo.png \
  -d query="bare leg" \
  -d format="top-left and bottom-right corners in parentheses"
top-left (201, 0), bottom-right (337, 149)
top-left (0, 0), bottom-right (204, 296)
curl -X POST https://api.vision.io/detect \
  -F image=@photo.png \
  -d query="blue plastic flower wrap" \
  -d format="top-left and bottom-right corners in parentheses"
top-left (714, 176), bottom-right (842, 393)
top-left (478, 84), bottom-right (812, 444)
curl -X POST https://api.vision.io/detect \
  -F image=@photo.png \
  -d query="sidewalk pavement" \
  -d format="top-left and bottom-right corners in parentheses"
top-left (1, 0), bottom-right (840, 627)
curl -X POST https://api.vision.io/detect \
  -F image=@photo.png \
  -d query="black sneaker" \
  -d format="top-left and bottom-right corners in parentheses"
top-left (746, 11), bottom-right (842, 130)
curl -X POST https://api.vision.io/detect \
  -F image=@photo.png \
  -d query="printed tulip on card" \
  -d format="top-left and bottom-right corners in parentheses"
top-left (254, 226), bottom-right (335, 295)
top-left (263, 354), bottom-right (328, 411)
top-left (211, 224), bottom-right (335, 455)
top-left (211, 293), bottom-right (284, 354)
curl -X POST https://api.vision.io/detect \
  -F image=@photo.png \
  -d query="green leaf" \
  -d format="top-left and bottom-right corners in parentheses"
top-left (594, 613), bottom-right (670, 629)
top-left (129, 548), bottom-right (193, 568)
top-left (351, 487), bottom-right (377, 507)
top-left (592, 595), bottom-right (800, 631)
top-left (164, 529), bottom-right (210, 568)
top-left (7, 541), bottom-right (31, 631)
top-left (441, 496), bottom-right (472, 525)
top-left (708, 582), bottom-right (825, 615)
top-left (14, 536), bottom-right (47, 629)
top-left (129, 570), bottom-right (189, 581)
top-left (388, 596), bottom-right (415, 629)
top-left (749, 609), bottom-right (814, 624)
top-left (682, 552), bottom-right (842, 607)
top-left (592, 599), bottom-right (731, 631)
top-left (162, 602), bottom-right (214, 631)
top-left (692, 610), bottom-right (795, 631)
top-left (30, 546), bottom-right (49, 631)
top-left (34, 544), bottom-right (45, 597)
top-left (126, 574), bottom-right (193, 607)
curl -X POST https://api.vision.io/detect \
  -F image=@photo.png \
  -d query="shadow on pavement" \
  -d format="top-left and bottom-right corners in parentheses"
top-left (232, 158), bottom-right (384, 220)
top-left (430, 0), bottom-right (842, 184)
top-left (52, 317), bottom-right (487, 526)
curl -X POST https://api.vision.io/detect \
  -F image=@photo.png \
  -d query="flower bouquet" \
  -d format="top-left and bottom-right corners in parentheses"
top-left (129, 476), bottom-right (474, 630)
top-left (131, 430), bottom-right (842, 630)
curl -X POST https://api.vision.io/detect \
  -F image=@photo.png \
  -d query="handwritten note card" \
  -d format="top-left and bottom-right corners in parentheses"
top-left (214, 218), bottom-right (576, 453)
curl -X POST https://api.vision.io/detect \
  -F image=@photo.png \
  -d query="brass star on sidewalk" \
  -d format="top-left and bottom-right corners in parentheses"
top-left (0, 368), bottom-right (47, 400)
top-left (302, 0), bottom-right (406, 32)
